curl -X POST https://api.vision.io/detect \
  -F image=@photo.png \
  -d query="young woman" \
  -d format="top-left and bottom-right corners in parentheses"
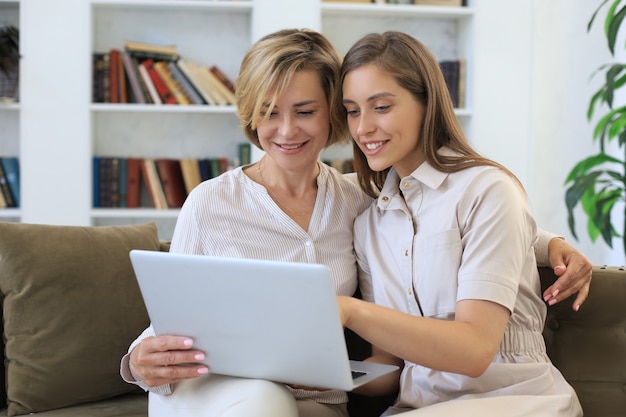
top-left (338, 31), bottom-right (583, 416)
top-left (120, 29), bottom-right (589, 417)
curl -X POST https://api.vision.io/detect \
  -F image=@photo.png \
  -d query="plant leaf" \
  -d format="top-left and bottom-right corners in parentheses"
top-left (608, 3), bottom-right (626, 55)
top-left (564, 153), bottom-right (621, 183)
top-left (589, 0), bottom-right (611, 32)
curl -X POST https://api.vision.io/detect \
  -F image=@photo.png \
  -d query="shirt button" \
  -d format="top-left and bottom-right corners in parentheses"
top-left (305, 240), bottom-right (312, 247)
top-left (381, 196), bottom-right (389, 203)
top-left (408, 288), bottom-right (412, 295)
top-left (403, 181), bottom-right (410, 188)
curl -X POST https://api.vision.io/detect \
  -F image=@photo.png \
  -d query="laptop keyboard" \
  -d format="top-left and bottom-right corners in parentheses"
top-left (351, 370), bottom-right (367, 379)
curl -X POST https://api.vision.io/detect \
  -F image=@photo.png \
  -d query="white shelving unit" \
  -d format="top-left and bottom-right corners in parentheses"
top-left (15, 0), bottom-right (475, 239)
top-left (0, 0), bottom-right (20, 222)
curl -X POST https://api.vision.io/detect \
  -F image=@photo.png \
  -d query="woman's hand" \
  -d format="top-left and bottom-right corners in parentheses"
top-left (543, 238), bottom-right (593, 311)
top-left (129, 335), bottom-right (209, 387)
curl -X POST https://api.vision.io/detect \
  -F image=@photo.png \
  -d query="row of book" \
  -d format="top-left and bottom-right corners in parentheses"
top-left (0, 157), bottom-right (19, 208)
top-left (94, 155), bottom-right (239, 209)
top-left (93, 155), bottom-right (355, 210)
top-left (92, 40), bottom-right (236, 106)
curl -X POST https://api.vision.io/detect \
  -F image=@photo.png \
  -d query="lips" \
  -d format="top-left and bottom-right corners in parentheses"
top-left (278, 143), bottom-right (305, 150)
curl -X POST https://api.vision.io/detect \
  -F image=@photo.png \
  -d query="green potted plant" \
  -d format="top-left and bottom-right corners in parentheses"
top-left (0, 24), bottom-right (19, 100)
top-left (565, 0), bottom-right (626, 257)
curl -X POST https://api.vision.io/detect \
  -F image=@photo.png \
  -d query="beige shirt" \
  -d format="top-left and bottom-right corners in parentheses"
top-left (354, 159), bottom-right (581, 415)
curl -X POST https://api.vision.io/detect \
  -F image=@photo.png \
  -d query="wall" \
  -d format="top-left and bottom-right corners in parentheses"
top-left (473, 0), bottom-right (624, 265)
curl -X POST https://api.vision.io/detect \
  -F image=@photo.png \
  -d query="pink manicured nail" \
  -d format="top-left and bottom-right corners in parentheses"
top-left (551, 289), bottom-right (559, 297)
top-left (194, 353), bottom-right (205, 361)
top-left (184, 338), bottom-right (193, 346)
top-left (197, 367), bottom-right (209, 375)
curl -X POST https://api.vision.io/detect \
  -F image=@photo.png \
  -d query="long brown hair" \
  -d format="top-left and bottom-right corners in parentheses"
top-left (236, 28), bottom-right (348, 149)
top-left (340, 31), bottom-right (522, 198)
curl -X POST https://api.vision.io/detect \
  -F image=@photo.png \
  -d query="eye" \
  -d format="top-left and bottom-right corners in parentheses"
top-left (374, 105), bottom-right (391, 113)
top-left (344, 106), bottom-right (360, 117)
top-left (297, 110), bottom-right (315, 117)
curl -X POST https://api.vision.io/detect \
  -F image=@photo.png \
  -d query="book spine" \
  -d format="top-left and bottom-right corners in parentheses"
top-left (141, 159), bottom-right (168, 209)
top-left (238, 143), bottom-right (251, 166)
top-left (180, 158), bottom-right (203, 194)
top-left (93, 156), bottom-right (101, 208)
top-left (122, 52), bottom-right (146, 104)
top-left (126, 157), bottom-right (142, 208)
top-left (109, 49), bottom-right (120, 103)
top-left (155, 159), bottom-right (188, 208)
top-left (210, 65), bottom-right (236, 94)
top-left (92, 53), bottom-right (106, 103)
top-left (0, 160), bottom-right (16, 207)
top-left (0, 157), bottom-right (20, 207)
top-left (168, 61), bottom-right (206, 105)
top-left (138, 62), bottom-right (162, 105)
top-left (142, 59), bottom-right (177, 105)
top-left (203, 67), bottom-right (236, 105)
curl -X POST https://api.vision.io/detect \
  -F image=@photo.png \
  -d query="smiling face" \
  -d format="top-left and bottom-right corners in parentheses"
top-left (342, 63), bottom-right (426, 178)
top-left (255, 69), bottom-right (330, 172)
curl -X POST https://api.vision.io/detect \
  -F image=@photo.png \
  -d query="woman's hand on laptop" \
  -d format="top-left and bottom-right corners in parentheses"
top-left (129, 335), bottom-right (209, 387)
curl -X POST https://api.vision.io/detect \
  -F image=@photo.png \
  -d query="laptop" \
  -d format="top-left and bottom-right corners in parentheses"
top-left (129, 249), bottom-right (398, 391)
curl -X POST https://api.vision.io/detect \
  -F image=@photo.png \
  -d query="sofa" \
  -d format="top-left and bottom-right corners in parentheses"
top-left (0, 221), bottom-right (623, 417)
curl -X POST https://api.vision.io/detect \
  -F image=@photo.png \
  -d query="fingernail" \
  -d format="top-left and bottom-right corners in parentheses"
top-left (197, 367), bottom-right (209, 375)
top-left (574, 304), bottom-right (580, 312)
top-left (548, 298), bottom-right (557, 306)
top-left (194, 353), bottom-right (205, 361)
top-left (184, 339), bottom-right (193, 347)
top-left (544, 294), bottom-right (551, 302)
top-left (551, 289), bottom-right (559, 297)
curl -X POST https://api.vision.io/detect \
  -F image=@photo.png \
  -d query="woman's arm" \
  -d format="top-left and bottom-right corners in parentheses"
top-left (338, 296), bottom-right (510, 379)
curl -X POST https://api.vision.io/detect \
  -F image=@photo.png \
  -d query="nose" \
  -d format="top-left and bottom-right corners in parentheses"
top-left (278, 114), bottom-right (298, 138)
top-left (355, 113), bottom-right (375, 136)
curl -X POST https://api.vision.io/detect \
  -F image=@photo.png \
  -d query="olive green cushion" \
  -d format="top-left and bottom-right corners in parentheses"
top-left (0, 222), bottom-right (159, 416)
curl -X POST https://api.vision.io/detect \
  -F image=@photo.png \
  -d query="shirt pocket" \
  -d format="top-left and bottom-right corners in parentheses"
top-left (414, 229), bottom-right (462, 318)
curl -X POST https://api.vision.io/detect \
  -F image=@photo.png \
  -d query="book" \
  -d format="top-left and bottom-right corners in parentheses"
top-left (118, 52), bottom-right (128, 103)
top-left (155, 159), bottom-right (187, 208)
top-left (176, 59), bottom-right (217, 105)
top-left (0, 183), bottom-right (6, 208)
top-left (142, 59), bottom-right (177, 105)
top-left (102, 52), bottom-right (111, 103)
top-left (180, 158), bottom-right (203, 194)
top-left (141, 159), bottom-right (168, 209)
top-left (154, 61), bottom-right (191, 105)
top-left (238, 143), bottom-right (251, 166)
top-left (92, 156), bottom-right (101, 208)
top-left (109, 49), bottom-right (120, 103)
top-left (203, 67), bottom-right (236, 105)
top-left (457, 58), bottom-right (466, 108)
top-left (168, 61), bottom-right (206, 105)
top-left (0, 161), bottom-right (16, 207)
top-left (124, 40), bottom-right (180, 61)
top-left (117, 157), bottom-right (127, 207)
top-left (439, 60), bottom-right (460, 108)
top-left (210, 65), bottom-right (236, 94)
top-left (126, 157), bottom-right (142, 208)
top-left (198, 158), bottom-right (212, 181)
top-left (121, 51), bottom-right (145, 104)
top-left (132, 55), bottom-right (153, 104)
top-left (0, 157), bottom-right (20, 207)
top-left (137, 62), bottom-right (162, 104)
top-left (92, 53), bottom-right (108, 103)
top-left (98, 157), bottom-right (120, 208)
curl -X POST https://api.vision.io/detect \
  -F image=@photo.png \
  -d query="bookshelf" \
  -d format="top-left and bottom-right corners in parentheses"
top-left (15, 0), bottom-right (475, 239)
top-left (0, 0), bottom-right (20, 222)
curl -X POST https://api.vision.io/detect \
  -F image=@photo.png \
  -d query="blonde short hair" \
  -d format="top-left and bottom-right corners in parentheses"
top-left (235, 28), bottom-right (347, 149)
